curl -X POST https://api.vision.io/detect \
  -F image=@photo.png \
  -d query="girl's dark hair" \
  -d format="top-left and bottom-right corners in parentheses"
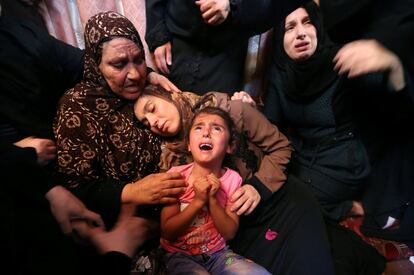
top-left (187, 106), bottom-right (238, 149)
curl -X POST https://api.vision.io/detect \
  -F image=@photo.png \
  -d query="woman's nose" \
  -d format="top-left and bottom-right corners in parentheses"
top-left (127, 65), bottom-right (141, 80)
top-left (147, 115), bottom-right (158, 128)
top-left (202, 127), bottom-right (211, 137)
top-left (296, 24), bottom-right (306, 38)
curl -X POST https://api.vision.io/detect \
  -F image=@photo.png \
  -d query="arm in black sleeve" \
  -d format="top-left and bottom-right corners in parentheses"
top-left (145, 0), bottom-right (172, 52)
top-left (45, 32), bottom-right (84, 91)
top-left (51, 38), bottom-right (84, 91)
top-left (230, 0), bottom-right (309, 35)
top-left (263, 62), bottom-right (286, 128)
top-left (57, 173), bottom-right (125, 227)
top-left (0, 141), bottom-right (54, 200)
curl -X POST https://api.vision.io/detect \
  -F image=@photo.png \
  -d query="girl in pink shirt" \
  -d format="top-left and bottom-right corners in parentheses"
top-left (160, 107), bottom-right (270, 275)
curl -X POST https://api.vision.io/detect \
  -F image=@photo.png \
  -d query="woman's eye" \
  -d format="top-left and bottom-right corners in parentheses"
top-left (112, 62), bottom-right (125, 69)
top-left (213, 126), bottom-right (222, 132)
top-left (134, 56), bottom-right (144, 65)
top-left (303, 19), bottom-right (312, 25)
top-left (285, 26), bottom-right (294, 32)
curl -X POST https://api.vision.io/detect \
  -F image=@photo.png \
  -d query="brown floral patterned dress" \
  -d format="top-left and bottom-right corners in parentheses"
top-left (54, 12), bottom-right (160, 226)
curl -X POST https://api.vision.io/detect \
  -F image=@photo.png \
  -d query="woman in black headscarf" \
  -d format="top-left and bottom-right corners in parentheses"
top-left (317, 0), bottom-right (414, 247)
top-left (264, 1), bottom-right (411, 222)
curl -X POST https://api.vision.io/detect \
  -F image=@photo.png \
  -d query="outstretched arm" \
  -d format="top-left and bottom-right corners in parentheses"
top-left (334, 39), bottom-right (406, 91)
top-left (46, 185), bottom-right (104, 235)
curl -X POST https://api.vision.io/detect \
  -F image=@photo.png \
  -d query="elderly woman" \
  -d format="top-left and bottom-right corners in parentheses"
top-left (54, 11), bottom-right (187, 273)
top-left (133, 85), bottom-right (336, 274)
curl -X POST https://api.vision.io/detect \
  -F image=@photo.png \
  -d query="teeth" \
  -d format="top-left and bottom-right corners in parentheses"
top-left (199, 143), bottom-right (213, 150)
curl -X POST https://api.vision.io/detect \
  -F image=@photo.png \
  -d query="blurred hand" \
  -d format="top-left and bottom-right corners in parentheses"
top-left (14, 136), bottom-right (56, 166)
top-left (231, 91), bottom-right (257, 107)
top-left (45, 185), bottom-right (104, 235)
top-left (153, 42), bottom-right (172, 74)
top-left (122, 172), bottom-right (186, 205)
top-left (72, 204), bottom-right (158, 258)
top-left (196, 0), bottom-right (230, 26)
top-left (147, 71), bottom-right (181, 93)
top-left (230, 184), bottom-right (261, 215)
top-left (334, 39), bottom-right (397, 76)
top-left (334, 39), bottom-right (405, 90)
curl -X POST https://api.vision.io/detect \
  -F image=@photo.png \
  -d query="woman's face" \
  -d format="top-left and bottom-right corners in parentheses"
top-left (134, 95), bottom-right (181, 136)
top-left (283, 7), bottom-right (317, 61)
top-left (188, 113), bottom-right (231, 167)
top-left (99, 37), bottom-right (147, 100)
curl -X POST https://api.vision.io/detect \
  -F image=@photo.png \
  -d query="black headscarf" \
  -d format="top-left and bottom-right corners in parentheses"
top-left (274, 1), bottom-right (341, 103)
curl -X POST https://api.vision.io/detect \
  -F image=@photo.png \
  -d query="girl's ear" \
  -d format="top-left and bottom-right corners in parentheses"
top-left (188, 144), bottom-right (191, 152)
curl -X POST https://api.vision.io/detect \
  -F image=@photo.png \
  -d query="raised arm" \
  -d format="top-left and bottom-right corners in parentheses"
top-left (160, 176), bottom-right (209, 241)
top-left (207, 174), bottom-right (239, 240)
top-left (145, 0), bottom-right (172, 74)
top-left (334, 39), bottom-right (406, 91)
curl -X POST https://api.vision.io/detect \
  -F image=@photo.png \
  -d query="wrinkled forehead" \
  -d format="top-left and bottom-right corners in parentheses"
top-left (192, 113), bottom-right (227, 127)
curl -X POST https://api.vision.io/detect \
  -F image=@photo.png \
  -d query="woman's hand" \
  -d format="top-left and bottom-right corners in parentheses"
top-left (231, 91), bottom-right (257, 108)
top-left (14, 136), bottom-right (56, 166)
top-left (121, 172), bottom-right (187, 205)
top-left (46, 185), bottom-right (104, 235)
top-left (153, 42), bottom-right (172, 74)
top-left (230, 184), bottom-right (261, 215)
top-left (72, 204), bottom-right (158, 258)
top-left (334, 39), bottom-right (405, 90)
top-left (196, 0), bottom-right (230, 26)
top-left (147, 70), bottom-right (181, 92)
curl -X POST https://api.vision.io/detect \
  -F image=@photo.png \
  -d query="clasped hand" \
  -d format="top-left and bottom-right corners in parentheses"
top-left (193, 173), bottom-right (221, 204)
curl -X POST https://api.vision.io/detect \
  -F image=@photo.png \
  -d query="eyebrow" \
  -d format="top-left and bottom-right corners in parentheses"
top-left (142, 101), bottom-right (151, 114)
top-left (192, 121), bottom-right (226, 128)
top-left (285, 20), bottom-right (296, 28)
top-left (302, 16), bottom-right (311, 22)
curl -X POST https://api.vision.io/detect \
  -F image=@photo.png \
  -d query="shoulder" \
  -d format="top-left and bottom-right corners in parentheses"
top-left (221, 167), bottom-right (242, 184)
top-left (168, 163), bottom-right (194, 174)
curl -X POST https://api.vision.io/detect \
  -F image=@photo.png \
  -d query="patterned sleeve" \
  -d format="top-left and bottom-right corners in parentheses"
top-left (54, 92), bottom-right (124, 222)
top-left (228, 100), bottom-right (292, 201)
top-left (54, 92), bottom-right (102, 186)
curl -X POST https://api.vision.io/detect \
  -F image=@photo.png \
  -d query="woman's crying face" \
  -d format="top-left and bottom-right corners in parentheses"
top-left (283, 7), bottom-right (318, 61)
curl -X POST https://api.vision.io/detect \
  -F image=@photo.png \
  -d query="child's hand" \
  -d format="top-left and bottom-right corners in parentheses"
top-left (193, 176), bottom-right (211, 204)
top-left (207, 173), bottom-right (220, 197)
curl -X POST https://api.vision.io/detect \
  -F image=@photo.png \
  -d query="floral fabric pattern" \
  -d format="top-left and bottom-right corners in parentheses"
top-left (54, 11), bottom-right (160, 188)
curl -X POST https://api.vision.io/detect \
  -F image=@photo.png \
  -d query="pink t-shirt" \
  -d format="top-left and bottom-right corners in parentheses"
top-left (161, 163), bottom-right (242, 255)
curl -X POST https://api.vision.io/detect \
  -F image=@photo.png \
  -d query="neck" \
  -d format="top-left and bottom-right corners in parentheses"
top-left (191, 162), bottom-right (223, 178)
